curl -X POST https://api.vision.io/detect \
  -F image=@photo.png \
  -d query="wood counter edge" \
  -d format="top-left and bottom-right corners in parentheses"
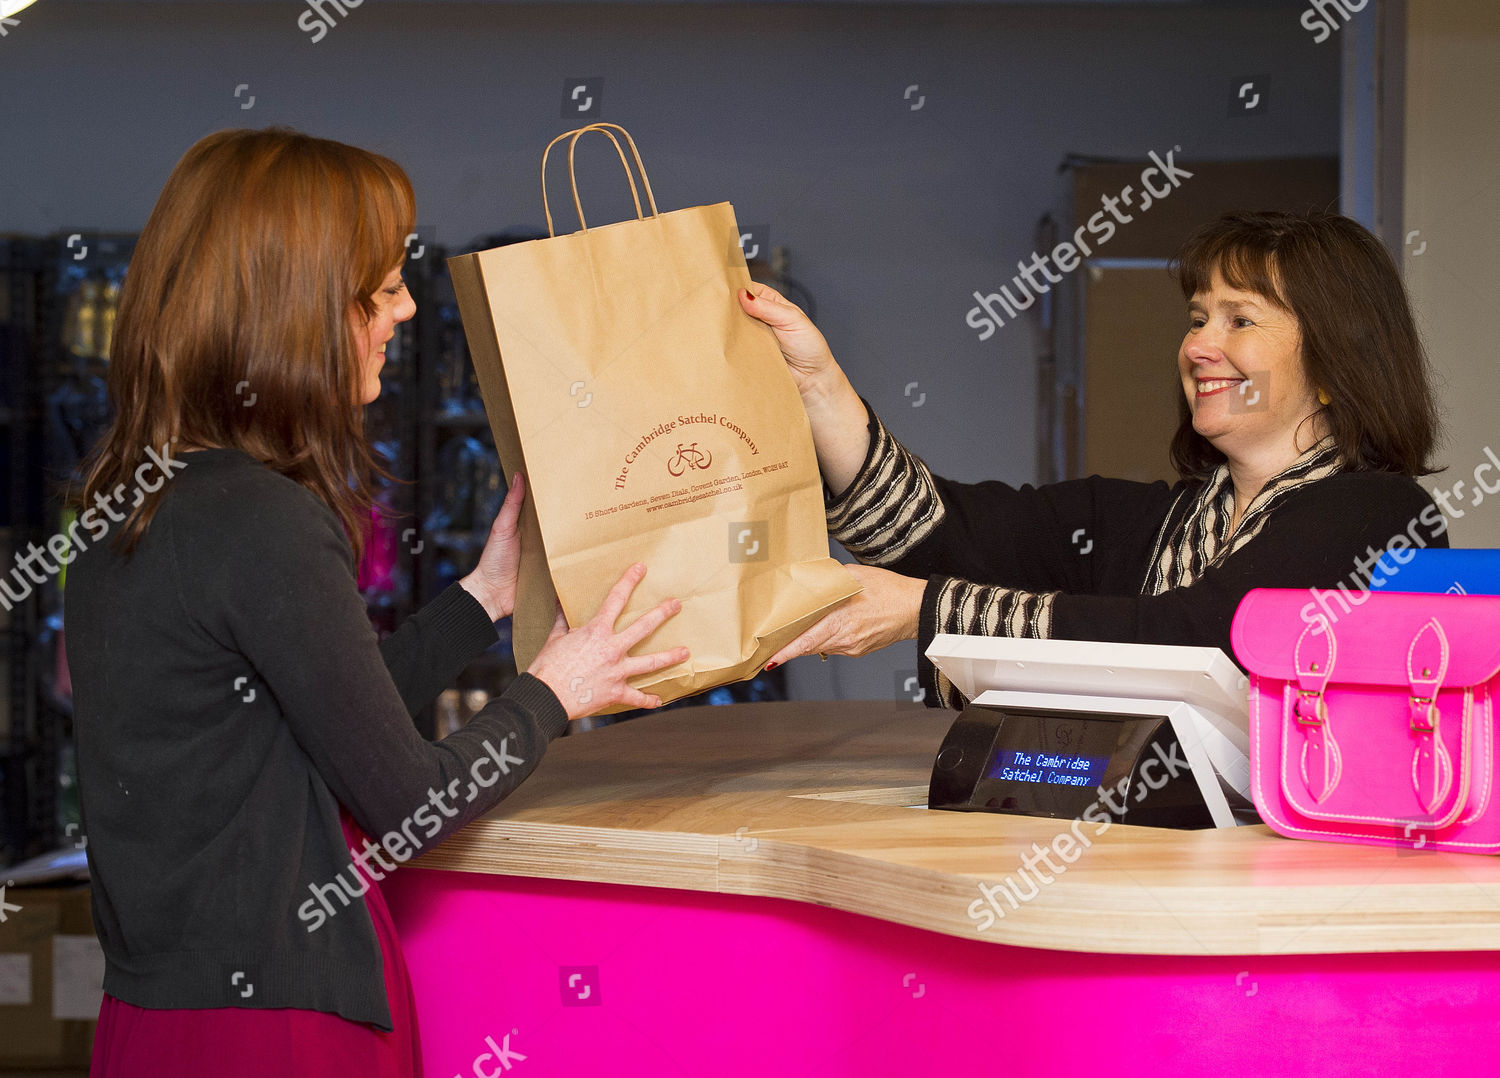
top-left (411, 818), bottom-right (1500, 957)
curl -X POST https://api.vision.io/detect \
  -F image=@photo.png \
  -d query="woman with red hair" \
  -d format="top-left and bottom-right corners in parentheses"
top-left (66, 128), bottom-right (685, 1076)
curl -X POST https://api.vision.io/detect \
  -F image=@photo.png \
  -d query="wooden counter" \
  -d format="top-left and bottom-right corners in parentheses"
top-left (418, 700), bottom-right (1500, 956)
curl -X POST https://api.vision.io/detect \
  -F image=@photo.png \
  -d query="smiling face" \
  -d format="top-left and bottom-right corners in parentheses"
top-left (1178, 268), bottom-right (1325, 469)
top-left (350, 265), bottom-right (416, 405)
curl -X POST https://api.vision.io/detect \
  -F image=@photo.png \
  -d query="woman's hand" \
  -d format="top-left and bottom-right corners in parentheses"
top-left (737, 284), bottom-right (841, 396)
top-left (763, 564), bottom-right (926, 668)
top-left (738, 284), bottom-right (871, 496)
top-left (528, 562), bottom-right (689, 720)
top-left (459, 473), bottom-right (527, 622)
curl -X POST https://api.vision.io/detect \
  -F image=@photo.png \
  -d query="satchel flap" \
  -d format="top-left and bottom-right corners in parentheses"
top-left (1232, 588), bottom-right (1500, 687)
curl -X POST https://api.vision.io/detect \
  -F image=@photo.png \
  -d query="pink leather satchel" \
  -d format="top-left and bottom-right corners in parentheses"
top-left (1232, 588), bottom-right (1500, 854)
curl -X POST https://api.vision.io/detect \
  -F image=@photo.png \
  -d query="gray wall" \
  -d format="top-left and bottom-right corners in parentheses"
top-left (0, 0), bottom-right (1339, 702)
top-left (1404, 0), bottom-right (1500, 549)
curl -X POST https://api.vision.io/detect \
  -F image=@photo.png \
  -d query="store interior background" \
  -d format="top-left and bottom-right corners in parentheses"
top-left (1, 0), bottom-right (1495, 711)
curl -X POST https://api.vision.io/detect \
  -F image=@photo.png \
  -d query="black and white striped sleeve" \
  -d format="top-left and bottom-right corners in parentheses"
top-left (921, 579), bottom-right (1061, 709)
top-left (825, 409), bottom-right (946, 565)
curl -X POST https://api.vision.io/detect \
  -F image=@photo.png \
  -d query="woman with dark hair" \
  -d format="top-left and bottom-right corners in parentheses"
top-left (66, 128), bottom-right (687, 1076)
top-left (739, 210), bottom-right (1445, 707)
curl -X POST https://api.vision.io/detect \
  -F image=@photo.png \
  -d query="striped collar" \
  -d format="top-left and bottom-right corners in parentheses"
top-left (1142, 437), bottom-right (1344, 596)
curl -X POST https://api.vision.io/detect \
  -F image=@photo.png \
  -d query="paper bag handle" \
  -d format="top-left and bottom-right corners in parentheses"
top-left (541, 125), bottom-right (641, 232)
top-left (541, 123), bottom-right (661, 237)
top-left (564, 123), bottom-right (660, 227)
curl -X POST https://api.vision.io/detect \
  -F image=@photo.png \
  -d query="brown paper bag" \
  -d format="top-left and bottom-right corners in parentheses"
top-left (448, 123), bottom-right (859, 710)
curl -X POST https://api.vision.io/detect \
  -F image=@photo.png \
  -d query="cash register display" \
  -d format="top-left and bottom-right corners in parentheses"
top-left (969, 709), bottom-right (1161, 818)
top-left (985, 748), bottom-right (1111, 787)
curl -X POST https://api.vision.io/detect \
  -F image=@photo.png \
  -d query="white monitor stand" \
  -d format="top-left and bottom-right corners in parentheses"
top-left (925, 634), bottom-right (1254, 829)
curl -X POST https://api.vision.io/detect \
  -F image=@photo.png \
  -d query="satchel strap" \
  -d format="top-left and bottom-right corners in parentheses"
top-left (1292, 615), bottom-right (1336, 725)
top-left (1406, 618), bottom-right (1449, 730)
top-left (1407, 618), bottom-right (1454, 814)
top-left (1291, 615), bottom-right (1339, 801)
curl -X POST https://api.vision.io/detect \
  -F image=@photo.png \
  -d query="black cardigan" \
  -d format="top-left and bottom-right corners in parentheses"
top-left (66, 448), bottom-right (568, 1029)
top-left (826, 405), bottom-right (1448, 707)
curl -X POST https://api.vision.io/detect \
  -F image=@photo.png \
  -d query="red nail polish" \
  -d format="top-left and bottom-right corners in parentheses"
top-left (765, 661), bottom-right (778, 671)
top-left (742, 288), bottom-right (754, 302)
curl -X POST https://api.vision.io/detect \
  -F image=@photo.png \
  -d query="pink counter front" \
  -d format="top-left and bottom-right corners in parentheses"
top-left (381, 701), bottom-right (1500, 1077)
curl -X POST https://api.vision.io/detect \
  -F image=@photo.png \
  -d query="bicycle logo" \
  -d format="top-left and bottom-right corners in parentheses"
top-left (667, 442), bottom-right (712, 477)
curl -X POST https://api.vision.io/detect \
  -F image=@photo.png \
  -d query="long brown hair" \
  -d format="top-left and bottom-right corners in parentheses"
top-left (71, 127), bottom-right (415, 561)
top-left (1169, 211), bottom-right (1439, 480)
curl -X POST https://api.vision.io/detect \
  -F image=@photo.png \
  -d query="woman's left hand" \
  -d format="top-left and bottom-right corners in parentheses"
top-left (764, 563), bottom-right (927, 667)
top-left (459, 473), bottom-right (527, 622)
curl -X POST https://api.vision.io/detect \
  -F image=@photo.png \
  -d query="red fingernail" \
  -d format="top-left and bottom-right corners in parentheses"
top-left (765, 661), bottom-right (778, 670)
top-left (742, 288), bottom-right (754, 302)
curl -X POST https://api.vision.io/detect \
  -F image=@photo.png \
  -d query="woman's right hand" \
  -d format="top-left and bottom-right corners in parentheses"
top-left (738, 283), bottom-right (872, 497)
top-left (737, 284), bottom-right (841, 396)
top-left (527, 562), bottom-right (689, 720)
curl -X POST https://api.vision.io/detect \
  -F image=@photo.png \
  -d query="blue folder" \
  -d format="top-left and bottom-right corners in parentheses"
top-left (1367, 549), bottom-right (1500, 596)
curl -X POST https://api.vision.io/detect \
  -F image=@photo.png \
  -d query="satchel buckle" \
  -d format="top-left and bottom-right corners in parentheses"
top-left (1294, 689), bottom-right (1327, 727)
top-left (1409, 696), bottom-right (1438, 734)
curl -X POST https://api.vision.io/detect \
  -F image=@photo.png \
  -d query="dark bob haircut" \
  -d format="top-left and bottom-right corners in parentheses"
top-left (1169, 210), bottom-right (1439, 480)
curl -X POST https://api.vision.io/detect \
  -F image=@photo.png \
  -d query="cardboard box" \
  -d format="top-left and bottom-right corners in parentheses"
top-left (0, 884), bottom-right (100, 1069)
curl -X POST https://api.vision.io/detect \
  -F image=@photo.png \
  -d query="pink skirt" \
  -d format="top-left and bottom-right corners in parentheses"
top-left (90, 810), bottom-right (422, 1077)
